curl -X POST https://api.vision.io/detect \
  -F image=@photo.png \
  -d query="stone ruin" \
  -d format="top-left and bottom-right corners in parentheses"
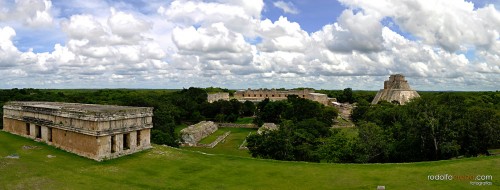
top-left (257, 123), bottom-right (278, 134)
top-left (372, 74), bottom-right (420, 105)
top-left (3, 101), bottom-right (153, 161)
top-left (207, 92), bottom-right (230, 103)
top-left (180, 121), bottom-right (218, 146)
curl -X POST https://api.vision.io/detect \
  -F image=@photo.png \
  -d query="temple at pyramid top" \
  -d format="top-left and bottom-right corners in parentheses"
top-left (372, 74), bottom-right (420, 105)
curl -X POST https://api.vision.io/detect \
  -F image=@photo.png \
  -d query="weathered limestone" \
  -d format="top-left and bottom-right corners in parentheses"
top-left (180, 121), bottom-right (218, 146)
top-left (234, 88), bottom-right (333, 106)
top-left (257, 123), bottom-right (278, 134)
top-left (207, 92), bottom-right (230, 103)
top-left (372, 74), bottom-right (420, 105)
top-left (2, 101), bottom-right (153, 161)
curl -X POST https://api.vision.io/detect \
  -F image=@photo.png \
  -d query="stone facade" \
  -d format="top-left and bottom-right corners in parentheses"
top-left (372, 74), bottom-right (420, 105)
top-left (180, 121), bottom-right (218, 146)
top-left (2, 101), bottom-right (153, 161)
top-left (207, 92), bottom-right (230, 103)
top-left (234, 88), bottom-right (331, 106)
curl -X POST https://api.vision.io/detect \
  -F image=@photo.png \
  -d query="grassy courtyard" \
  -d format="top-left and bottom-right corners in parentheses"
top-left (184, 127), bottom-right (256, 157)
top-left (0, 131), bottom-right (499, 189)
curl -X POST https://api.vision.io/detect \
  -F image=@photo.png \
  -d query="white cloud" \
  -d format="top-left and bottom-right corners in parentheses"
top-left (258, 16), bottom-right (310, 52)
top-left (0, 26), bottom-right (21, 67)
top-left (314, 10), bottom-right (385, 53)
top-left (338, 0), bottom-right (500, 52)
top-left (273, 1), bottom-right (299, 14)
top-left (0, 0), bottom-right (53, 27)
top-left (0, 0), bottom-right (498, 90)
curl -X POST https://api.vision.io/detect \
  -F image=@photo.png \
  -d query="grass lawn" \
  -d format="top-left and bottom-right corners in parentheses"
top-left (1, 131), bottom-right (499, 189)
top-left (174, 124), bottom-right (188, 134)
top-left (234, 117), bottom-right (254, 124)
top-left (183, 128), bottom-right (255, 157)
top-left (198, 130), bottom-right (227, 144)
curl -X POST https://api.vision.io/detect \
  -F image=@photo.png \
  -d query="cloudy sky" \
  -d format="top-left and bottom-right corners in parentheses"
top-left (0, 0), bottom-right (499, 90)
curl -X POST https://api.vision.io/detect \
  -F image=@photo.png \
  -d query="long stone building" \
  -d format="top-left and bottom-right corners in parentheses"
top-left (2, 101), bottom-right (153, 161)
top-left (372, 74), bottom-right (420, 105)
top-left (234, 88), bottom-right (331, 105)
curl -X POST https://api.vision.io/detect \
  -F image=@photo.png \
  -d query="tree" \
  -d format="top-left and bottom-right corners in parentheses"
top-left (342, 88), bottom-right (354, 103)
top-left (317, 129), bottom-right (357, 163)
top-left (242, 100), bottom-right (256, 116)
top-left (356, 122), bottom-right (389, 162)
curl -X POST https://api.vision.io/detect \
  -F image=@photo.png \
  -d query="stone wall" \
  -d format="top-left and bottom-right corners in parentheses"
top-left (234, 88), bottom-right (331, 106)
top-left (218, 123), bottom-right (258, 128)
top-left (207, 92), bottom-right (230, 103)
top-left (180, 121), bottom-right (218, 146)
top-left (234, 88), bottom-right (312, 100)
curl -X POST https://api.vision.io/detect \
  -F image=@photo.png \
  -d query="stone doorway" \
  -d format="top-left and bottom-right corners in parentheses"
top-left (35, 125), bottom-right (41, 138)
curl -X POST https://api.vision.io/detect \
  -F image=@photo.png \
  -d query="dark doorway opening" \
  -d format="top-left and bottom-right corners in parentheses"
top-left (123, 133), bottom-right (130, 150)
top-left (136, 130), bottom-right (141, 147)
top-left (111, 135), bottom-right (116, 153)
top-left (35, 125), bottom-right (41, 138)
top-left (48, 127), bottom-right (52, 142)
top-left (26, 123), bottom-right (30, 135)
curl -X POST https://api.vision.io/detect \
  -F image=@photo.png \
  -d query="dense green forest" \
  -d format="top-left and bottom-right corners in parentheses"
top-left (246, 90), bottom-right (500, 163)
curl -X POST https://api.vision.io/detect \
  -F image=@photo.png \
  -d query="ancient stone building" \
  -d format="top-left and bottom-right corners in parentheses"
top-left (372, 74), bottom-right (420, 105)
top-left (207, 92), bottom-right (230, 103)
top-left (2, 101), bottom-right (153, 161)
top-left (234, 88), bottom-right (332, 105)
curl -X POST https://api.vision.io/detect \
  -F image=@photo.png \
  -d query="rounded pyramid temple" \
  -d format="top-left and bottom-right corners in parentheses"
top-left (371, 74), bottom-right (420, 105)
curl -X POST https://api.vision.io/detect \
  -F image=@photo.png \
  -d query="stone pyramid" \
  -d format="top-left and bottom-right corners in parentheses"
top-left (371, 74), bottom-right (420, 105)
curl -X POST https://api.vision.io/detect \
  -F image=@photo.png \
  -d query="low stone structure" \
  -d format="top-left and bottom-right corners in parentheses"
top-left (217, 123), bottom-right (258, 128)
top-left (207, 92), bottom-right (230, 103)
top-left (306, 93), bottom-right (330, 105)
top-left (234, 88), bottom-right (332, 106)
top-left (180, 121), bottom-right (218, 146)
top-left (372, 74), bottom-right (420, 105)
top-left (257, 123), bottom-right (278, 134)
top-left (2, 101), bottom-right (153, 161)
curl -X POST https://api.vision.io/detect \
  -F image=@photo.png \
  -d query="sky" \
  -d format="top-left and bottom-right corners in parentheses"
top-left (0, 0), bottom-right (499, 91)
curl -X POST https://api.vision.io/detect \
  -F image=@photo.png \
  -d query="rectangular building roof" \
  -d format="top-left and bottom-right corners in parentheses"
top-left (3, 101), bottom-right (153, 121)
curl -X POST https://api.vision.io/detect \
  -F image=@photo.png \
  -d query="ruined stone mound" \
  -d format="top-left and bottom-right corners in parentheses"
top-left (180, 121), bottom-right (218, 146)
top-left (257, 123), bottom-right (278, 134)
top-left (372, 74), bottom-right (420, 105)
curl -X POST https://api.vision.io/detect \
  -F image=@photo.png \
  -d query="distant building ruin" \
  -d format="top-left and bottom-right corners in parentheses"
top-left (207, 92), bottom-right (230, 103)
top-left (372, 74), bottom-right (420, 105)
top-left (2, 101), bottom-right (153, 161)
top-left (234, 88), bottom-right (332, 106)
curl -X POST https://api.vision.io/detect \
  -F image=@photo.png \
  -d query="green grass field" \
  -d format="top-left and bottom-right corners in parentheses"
top-left (198, 129), bottom-right (227, 144)
top-left (234, 117), bottom-right (254, 124)
top-left (183, 128), bottom-right (255, 157)
top-left (1, 131), bottom-right (499, 189)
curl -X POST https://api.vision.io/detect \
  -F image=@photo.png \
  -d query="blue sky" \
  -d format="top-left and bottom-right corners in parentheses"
top-left (0, 0), bottom-right (499, 90)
